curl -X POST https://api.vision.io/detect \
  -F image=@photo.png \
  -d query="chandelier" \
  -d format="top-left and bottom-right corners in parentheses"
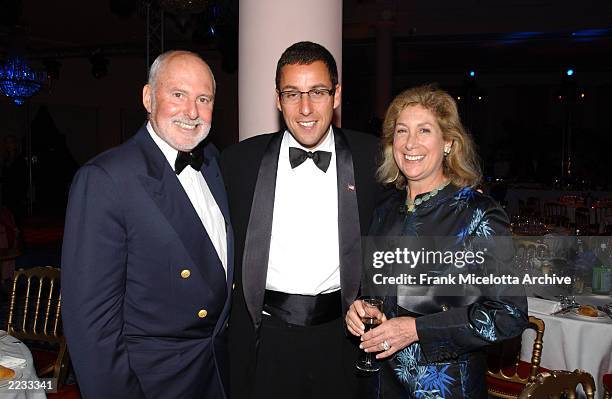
top-left (0, 56), bottom-right (47, 105)
top-left (159, 0), bottom-right (209, 15)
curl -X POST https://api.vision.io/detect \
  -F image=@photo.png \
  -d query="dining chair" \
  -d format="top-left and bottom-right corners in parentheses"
top-left (596, 206), bottom-right (612, 234)
top-left (518, 369), bottom-right (596, 399)
top-left (519, 197), bottom-right (542, 219)
top-left (603, 373), bottom-right (611, 399)
top-left (514, 241), bottom-right (548, 273)
top-left (487, 316), bottom-right (548, 398)
top-left (543, 202), bottom-right (569, 228)
top-left (6, 266), bottom-right (71, 387)
top-left (574, 207), bottom-right (594, 235)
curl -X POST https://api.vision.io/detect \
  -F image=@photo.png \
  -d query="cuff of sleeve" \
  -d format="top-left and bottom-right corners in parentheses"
top-left (415, 312), bottom-right (464, 363)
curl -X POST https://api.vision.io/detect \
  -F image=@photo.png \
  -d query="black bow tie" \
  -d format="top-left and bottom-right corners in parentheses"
top-left (175, 147), bottom-right (205, 175)
top-left (289, 147), bottom-right (332, 172)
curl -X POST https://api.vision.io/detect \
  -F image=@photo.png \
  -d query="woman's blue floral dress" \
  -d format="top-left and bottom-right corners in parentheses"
top-left (368, 185), bottom-right (528, 399)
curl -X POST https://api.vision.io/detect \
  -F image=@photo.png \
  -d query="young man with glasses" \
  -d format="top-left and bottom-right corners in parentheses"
top-left (221, 41), bottom-right (385, 399)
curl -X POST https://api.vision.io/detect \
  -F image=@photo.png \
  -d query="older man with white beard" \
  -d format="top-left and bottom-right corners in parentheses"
top-left (61, 50), bottom-right (234, 399)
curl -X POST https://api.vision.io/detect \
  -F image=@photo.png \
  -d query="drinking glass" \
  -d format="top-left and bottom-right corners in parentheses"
top-left (355, 297), bottom-right (384, 372)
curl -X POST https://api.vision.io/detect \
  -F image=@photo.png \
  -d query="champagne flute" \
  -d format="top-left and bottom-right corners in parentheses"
top-left (355, 297), bottom-right (384, 372)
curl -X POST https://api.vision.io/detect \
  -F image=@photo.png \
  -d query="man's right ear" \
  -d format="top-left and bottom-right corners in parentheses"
top-left (142, 84), bottom-right (152, 113)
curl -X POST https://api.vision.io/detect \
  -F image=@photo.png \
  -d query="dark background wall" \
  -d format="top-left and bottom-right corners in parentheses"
top-left (0, 0), bottom-right (611, 219)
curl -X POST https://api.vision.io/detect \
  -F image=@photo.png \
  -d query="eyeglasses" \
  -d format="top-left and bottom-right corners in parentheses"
top-left (278, 88), bottom-right (335, 104)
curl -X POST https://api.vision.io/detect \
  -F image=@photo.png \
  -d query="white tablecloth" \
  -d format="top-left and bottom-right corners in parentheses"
top-left (522, 299), bottom-right (612, 397)
top-left (0, 331), bottom-right (46, 399)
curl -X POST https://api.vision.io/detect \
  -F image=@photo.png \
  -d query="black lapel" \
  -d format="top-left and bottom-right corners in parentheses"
top-left (333, 127), bottom-right (363, 314)
top-left (242, 132), bottom-right (283, 329)
top-left (136, 130), bottom-right (227, 295)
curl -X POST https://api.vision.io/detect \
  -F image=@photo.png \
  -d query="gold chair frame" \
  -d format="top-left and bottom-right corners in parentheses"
top-left (6, 266), bottom-right (70, 386)
top-left (574, 207), bottom-right (593, 235)
top-left (488, 316), bottom-right (545, 398)
top-left (518, 369), bottom-right (596, 399)
top-left (604, 373), bottom-right (612, 399)
top-left (543, 202), bottom-right (569, 228)
top-left (515, 241), bottom-right (548, 260)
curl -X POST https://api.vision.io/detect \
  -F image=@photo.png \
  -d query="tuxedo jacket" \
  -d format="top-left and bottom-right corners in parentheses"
top-left (220, 127), bottom-right (386, 398)
top-left (61, 126), bottom-right (234, 399)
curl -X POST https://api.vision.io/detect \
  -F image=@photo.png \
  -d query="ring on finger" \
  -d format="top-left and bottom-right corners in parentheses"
top-left (382, 340), bottom-right (391, 351)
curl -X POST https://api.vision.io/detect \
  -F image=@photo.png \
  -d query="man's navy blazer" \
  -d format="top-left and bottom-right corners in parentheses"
top-left (61, 126), bottom-right (234, 399)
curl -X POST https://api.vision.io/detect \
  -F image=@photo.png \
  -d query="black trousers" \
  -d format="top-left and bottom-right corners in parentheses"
top-left (253, 314), bottom-right (368, 399)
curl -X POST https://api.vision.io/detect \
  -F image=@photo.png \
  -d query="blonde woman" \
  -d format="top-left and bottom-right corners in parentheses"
top-left (346, 85), bottom-right (527, 398)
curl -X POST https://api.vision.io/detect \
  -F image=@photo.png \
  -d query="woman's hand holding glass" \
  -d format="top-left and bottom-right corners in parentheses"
top-left (361, 316), bottom-right (419, 359)
top-left (346, 300), bottom-right (420, 360)
top-left (348, 297), bottom-right (384, 372)
top-left (346, 298), bottom-right (383, 336)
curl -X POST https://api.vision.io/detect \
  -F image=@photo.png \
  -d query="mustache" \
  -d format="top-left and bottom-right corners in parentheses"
top-left (172, 117), bottom-right (207, 127)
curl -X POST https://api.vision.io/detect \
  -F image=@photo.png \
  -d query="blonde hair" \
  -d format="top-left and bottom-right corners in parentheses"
top-left (377, 84), bottom-right (481, 189)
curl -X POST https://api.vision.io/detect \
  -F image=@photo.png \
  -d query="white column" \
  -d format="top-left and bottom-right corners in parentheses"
top-left (238, 0), bottom-right (343, 141)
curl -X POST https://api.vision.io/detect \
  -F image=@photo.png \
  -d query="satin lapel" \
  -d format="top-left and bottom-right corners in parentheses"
top-left (242, 132), bottom-right (283, 329)
top-left (137, 133), bottom-right (226, 294)
top-left (334, 128), bottom-right (363, 314)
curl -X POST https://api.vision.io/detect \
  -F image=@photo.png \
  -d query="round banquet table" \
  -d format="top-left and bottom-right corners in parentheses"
top-left (522, 298), bottom-right (612, 397)
top-left (0, 331), bottom-right (46, 399)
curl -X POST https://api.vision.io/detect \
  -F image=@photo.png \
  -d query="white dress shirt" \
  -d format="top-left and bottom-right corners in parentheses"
top-left (266, 128), bottom-right (340, 295)
top-left (147, 122), bottom-right (227, 276)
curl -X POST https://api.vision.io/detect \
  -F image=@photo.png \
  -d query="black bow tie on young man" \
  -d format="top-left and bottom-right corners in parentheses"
top-left (288, 147), bottom-right (332, 172)
top-left (175, 146), bottom-right (205, 174)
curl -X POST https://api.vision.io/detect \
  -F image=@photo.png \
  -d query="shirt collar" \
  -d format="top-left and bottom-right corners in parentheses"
top-left (147, 121), bottom-right (178, 172)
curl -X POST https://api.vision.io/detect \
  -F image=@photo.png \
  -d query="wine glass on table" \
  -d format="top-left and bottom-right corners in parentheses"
top-left (355, 297), bottom-right (384, 372)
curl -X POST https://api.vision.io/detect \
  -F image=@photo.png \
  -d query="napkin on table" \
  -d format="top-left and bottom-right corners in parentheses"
top-left (0, 355), bottom-right (27, 368)
top-left (528, 297), bottom-right (561, 315)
